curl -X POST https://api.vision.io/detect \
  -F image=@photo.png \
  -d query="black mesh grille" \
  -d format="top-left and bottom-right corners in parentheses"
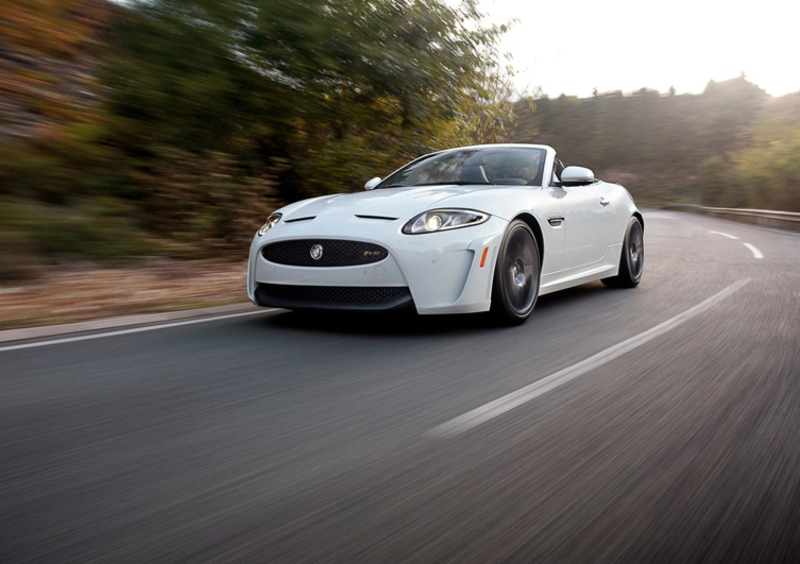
top-left (255, 284), bottom-right (412, 310)
top-left (261, 239), bottom-right (388, 267)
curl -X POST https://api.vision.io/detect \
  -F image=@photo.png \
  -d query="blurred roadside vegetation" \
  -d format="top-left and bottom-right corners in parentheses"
top-left (515, 78), bottom-right (800, 210)
top-left (1, 0), bottom-right (799, 283)
top-left (0, 0), bottom-right (517, 280)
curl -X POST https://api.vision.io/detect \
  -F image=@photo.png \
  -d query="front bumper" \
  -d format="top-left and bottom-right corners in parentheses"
top-left (247, 215), bottom-right (507, 314)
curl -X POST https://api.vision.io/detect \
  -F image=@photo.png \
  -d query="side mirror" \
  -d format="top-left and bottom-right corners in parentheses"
top-left (364, 177), bottom-right (382, 191)
top-left (560, 166), bottom-right (595, 186)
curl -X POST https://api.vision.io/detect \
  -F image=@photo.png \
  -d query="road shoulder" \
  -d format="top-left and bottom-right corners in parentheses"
top-left (0, 302), bottom-right (258, 344)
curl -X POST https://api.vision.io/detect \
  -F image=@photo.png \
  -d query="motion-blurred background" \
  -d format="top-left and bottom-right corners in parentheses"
top-left (1, 0), bottom-right (798, 327)
top-left (4, 4), bottom-right (800, 563)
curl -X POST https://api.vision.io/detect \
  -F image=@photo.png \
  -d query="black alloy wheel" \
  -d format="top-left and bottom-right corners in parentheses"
top-left (602, 216), bottom-right (644, 288)
top-left (491, 220), bottom-right (541, 325)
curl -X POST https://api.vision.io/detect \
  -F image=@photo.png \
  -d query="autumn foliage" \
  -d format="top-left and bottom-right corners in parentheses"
top-left (1, 0), bottom-right (799, 283)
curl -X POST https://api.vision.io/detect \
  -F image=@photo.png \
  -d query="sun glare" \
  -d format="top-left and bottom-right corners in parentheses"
top-left (480, 0), bottom-right (799, 97)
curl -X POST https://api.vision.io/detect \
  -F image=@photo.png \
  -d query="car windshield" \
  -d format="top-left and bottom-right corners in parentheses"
top-left (378, 147), bottom-right (546, 189)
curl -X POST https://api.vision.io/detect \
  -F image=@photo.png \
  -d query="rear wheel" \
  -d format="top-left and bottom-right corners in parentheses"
top-left (602, 216), bottom-right (644, 288)
top-left (491, 220), bottom-right (541, 325)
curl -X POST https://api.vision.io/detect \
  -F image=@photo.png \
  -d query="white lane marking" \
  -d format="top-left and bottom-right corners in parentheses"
top-left (710, 230), bottom-right (740, 240)
top-left (743, 243), bottom-right (764, 259)
top-left (0, 310), bottom-right (278, 353)
top-left (428, 279), bottom-right (751, 438)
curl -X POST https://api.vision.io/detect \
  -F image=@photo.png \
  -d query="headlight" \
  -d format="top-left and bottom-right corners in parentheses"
top-left (257, 212), bottom-right (282, 236)
top-left (402, 209), bottom-right (489, 235)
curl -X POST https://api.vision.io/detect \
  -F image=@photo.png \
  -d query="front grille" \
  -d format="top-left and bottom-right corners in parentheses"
top-left (262, 239), bottom-right (389, 267)
top-left (255, 284), bottom-right (413, 311)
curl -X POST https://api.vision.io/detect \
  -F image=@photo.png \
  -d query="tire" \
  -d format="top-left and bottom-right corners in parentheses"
top-left (602, 216), bottom-right (644, 288)
top-left (491, 220), bottom-right (541, 325)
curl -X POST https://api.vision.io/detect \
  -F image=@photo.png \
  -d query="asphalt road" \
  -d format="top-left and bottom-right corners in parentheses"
top-left (2, 211), bottom-right (800, 563)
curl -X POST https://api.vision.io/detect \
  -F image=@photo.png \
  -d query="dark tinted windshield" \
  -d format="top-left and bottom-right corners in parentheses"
top-left (378, 147), bottom-right (546, 188)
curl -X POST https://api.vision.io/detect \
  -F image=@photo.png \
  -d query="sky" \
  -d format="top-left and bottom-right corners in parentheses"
top-left (476, 0), bottom-right (800, 98)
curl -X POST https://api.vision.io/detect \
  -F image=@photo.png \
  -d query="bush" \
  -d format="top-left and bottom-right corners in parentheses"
top-left (0, 199), bottom-right (160, 270)
top-left (699, 156), bottom-right (746, 208)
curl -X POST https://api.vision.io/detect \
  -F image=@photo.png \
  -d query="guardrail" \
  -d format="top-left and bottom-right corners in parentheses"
top-left (664, 204), bottom-right (800, 232)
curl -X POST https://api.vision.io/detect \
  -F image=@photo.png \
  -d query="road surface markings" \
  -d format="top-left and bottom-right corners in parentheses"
top-left (0, 309), bottom-right (278, 353)
top-left (709, 230), bottom-right (739, 240)
top-left (743, 243), bottom-right (764, 259)
top-left (708, 230), bottom-right (764, 258)
top-left (428, 279), bottom-right (752, 438)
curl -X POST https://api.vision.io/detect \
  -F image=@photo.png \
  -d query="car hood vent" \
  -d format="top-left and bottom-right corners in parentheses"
top-left (284, 216), bottom-right (316, 223)
top-left (355, 214), bottom-right (399, 221)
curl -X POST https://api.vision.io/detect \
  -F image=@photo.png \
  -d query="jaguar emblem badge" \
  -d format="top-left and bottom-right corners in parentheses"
top-left (310, 244), bottom-right (324, 260)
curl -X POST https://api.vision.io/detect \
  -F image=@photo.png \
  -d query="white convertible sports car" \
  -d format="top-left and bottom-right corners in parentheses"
top-left (247, 144), bottom-right (643, 324)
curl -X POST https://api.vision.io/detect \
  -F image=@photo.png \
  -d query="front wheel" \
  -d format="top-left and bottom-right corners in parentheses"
top-left (491, 220), bottom-right (541, 325)
top-left (602, 216), bottom-right (644, 288)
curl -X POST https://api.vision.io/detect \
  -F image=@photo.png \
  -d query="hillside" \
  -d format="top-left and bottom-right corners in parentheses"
top-left (513, 76), bottom-right (800, 210)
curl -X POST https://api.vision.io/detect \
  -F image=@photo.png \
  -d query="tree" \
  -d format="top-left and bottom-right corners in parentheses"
top-left (512, 76), bottom-right (789, 208)
top-left (732, 93), bottom-right (800, 211)
top-left (0, 0), bottom-right (115, 202)
top-left (0, 0), bottom-right (112, 138)
top-left (102, 0), bottom-right (511, 200)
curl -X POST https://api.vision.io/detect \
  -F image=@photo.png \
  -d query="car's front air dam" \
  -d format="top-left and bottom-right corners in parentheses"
top-left (253, 283), bottom-right (415, 311)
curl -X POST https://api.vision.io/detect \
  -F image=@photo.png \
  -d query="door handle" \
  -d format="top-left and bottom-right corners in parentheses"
top-left (599, 197), bottom-right (610, 206)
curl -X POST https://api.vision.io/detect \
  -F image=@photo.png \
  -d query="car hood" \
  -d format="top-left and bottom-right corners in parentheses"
top-left (281, 185), bottom-right (514, 222)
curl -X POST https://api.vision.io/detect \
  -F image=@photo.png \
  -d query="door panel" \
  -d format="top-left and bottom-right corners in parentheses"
top-left (561, 183), bottom-right (612, 271)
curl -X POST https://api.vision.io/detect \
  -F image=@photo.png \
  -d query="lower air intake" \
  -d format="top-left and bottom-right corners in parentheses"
top-left (254, 284), bottom-right (413, 311)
